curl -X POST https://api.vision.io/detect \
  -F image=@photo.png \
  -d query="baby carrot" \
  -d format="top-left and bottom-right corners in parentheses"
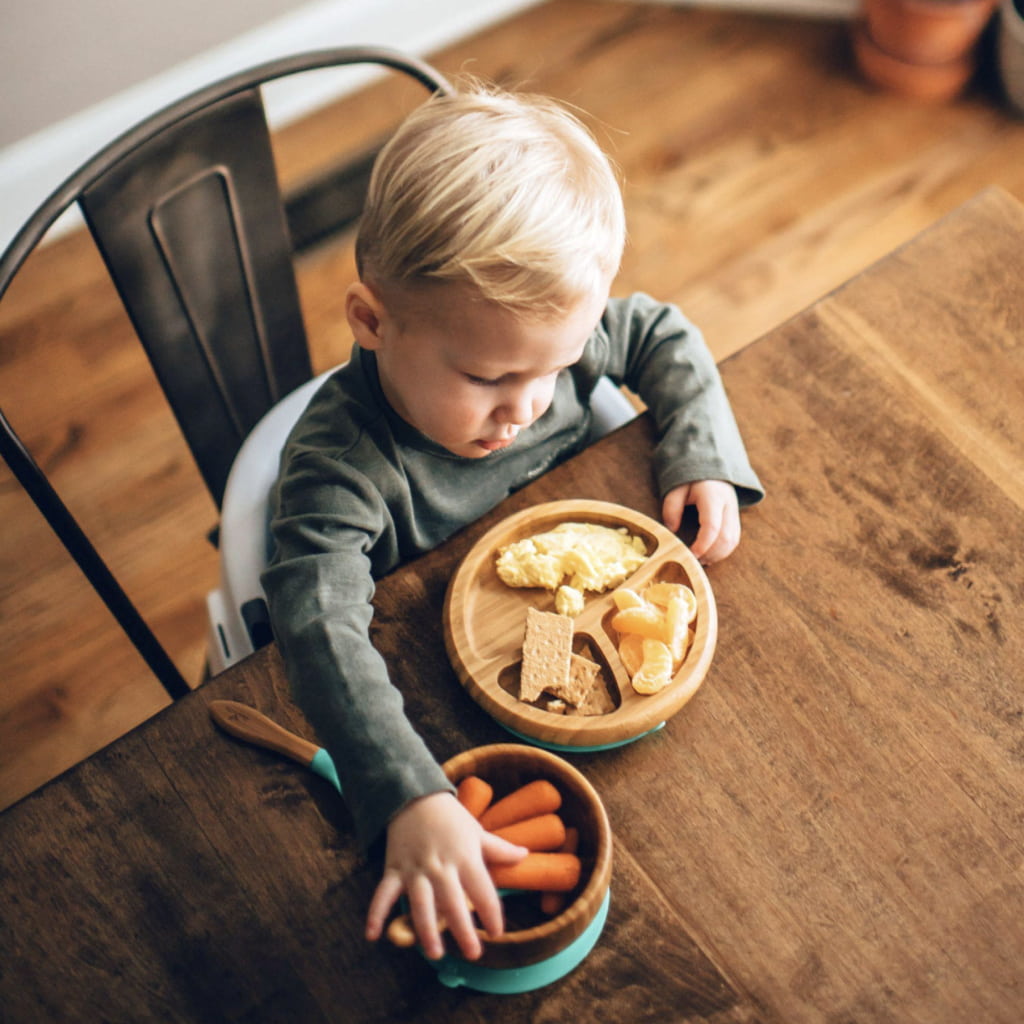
top-left (456, 775), bottom-right (493, 819)
top-left (478, 779), bottom-right (562, 831)
top-left (491, 812), bottom-right (566, 851)
top-left (541, 827), bottom-right (580, 916)
top-left (489, 852), bottom-right (581, 893)
top-left (386, 914), bottom-right (421, 948)
top-left (540, 891), bottom-right (564, 917)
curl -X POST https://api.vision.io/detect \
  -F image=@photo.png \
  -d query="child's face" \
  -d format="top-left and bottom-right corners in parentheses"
top-left (347, 281), bottom-right (609, 459)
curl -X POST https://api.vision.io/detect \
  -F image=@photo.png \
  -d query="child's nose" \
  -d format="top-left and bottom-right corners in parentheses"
top-left (497, 385), bottom-right (537, 426)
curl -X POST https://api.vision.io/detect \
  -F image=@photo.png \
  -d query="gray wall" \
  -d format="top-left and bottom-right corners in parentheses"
top-left (1, 0), bottom-right (306, 148)
top-left (0, 0), bottom-right (542, 253)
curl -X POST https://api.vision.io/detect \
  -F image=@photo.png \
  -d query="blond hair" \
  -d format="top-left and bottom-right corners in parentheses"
top-left (355, 81), bottom-right (625, 317)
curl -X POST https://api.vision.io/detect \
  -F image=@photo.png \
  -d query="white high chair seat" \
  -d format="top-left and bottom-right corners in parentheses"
top-left (206, 367), bottom-right (337, 673)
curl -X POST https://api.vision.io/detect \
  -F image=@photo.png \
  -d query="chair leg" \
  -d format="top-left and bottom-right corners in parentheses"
top-left (1, 410), bottom-right (191, 701)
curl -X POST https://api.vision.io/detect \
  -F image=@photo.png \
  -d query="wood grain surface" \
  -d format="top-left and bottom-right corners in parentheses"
top-left (650, 187), bottom-right (1024, 1023)
top-left (1, 189), bottom-right (1023, 1022)
top-left (0, 640), bottom-right (757, 1024)
top-left (443, 499), bottom-right (717, 748)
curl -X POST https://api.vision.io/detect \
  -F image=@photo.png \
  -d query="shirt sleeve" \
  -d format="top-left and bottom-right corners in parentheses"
top-left (597, 293), bottom-right (765, 506)
top-left (261, 448), bottom-right (454, 851)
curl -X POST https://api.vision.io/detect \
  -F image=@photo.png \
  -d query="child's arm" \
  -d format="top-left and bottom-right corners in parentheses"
top-left (364, 792), bottom-right (527, 960)
top-left (589, 294), bottom-right (765, 556)
top-left (263, 448), bottom-right (461, 851)
top-left (662, 479), bottom-right (741, 565)
top-left (260, 370), bottom-right (524, 961)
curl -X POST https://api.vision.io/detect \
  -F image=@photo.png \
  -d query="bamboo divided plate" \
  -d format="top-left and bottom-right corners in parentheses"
top-left (443, 499), bottom-right (717, 749)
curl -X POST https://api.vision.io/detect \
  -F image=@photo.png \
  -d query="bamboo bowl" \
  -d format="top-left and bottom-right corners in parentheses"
top-left (440, 743), bottom-right (613, 975)
top-left (444, 500), bottom-right (717, 750)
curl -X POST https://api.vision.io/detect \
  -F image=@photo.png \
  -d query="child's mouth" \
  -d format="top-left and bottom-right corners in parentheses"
top-left (475, 425), bottom-right (521, 452)
top-left (476, 437), bottom-right (517, 452)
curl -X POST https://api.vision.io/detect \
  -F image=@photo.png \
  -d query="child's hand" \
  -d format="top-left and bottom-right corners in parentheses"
top-left (662, 479), bottom-right (741, 564)
top-left (364, 791), bottom-right (527, 961)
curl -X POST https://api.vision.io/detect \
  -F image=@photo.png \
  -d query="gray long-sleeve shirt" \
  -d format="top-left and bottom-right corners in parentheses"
top-left (262, 293), bottom-right (764, 849)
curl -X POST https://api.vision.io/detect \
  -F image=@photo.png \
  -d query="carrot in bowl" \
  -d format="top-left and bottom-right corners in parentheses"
top-left (490, 812), bottom-right (566, 851)
top-left (456, 775), bottom-right (493, 818)
top-left (540, 827), bottom-right (580, 915)
top-left (478, 778), bottom-right (562, 831)
top-left (489, 852), bottom-right (581, 893)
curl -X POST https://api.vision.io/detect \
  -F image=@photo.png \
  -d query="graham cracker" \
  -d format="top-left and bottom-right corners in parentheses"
top-left (567, 654), bottom-right (616, 716)
top-left (519, 607), bottom-right (573, 703)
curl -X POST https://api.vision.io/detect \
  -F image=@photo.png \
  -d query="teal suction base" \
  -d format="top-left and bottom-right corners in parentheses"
top-left (431, 888), bottom-right (610, 993)
top-left (498, 720), bottom-right (664, 753)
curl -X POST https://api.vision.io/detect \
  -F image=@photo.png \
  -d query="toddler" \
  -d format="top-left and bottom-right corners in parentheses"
top-left (263, 80), bottom-right (764, 962)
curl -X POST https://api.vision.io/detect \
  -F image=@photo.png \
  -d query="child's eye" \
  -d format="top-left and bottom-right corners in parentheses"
top-left (466, 373), bottom-right (501, 387)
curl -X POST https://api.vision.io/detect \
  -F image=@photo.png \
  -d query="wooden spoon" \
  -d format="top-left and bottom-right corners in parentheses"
top-left (208, 699), bottom-right (341, 793)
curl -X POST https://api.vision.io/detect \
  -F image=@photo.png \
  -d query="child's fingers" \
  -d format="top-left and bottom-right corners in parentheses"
top-left (406, 875), bottom-right (445, 960)
top-left (689, 517), bottom-right (720, 562)
top-left (461, 833), bottom-right (525, 942)
top-left (694, 500), bottom-right (740, 564)
top-left (435, 871), bottom-right (484, 961)
top-left (688, 481), bottom-right (741, 563)
top-left (703, 526), bottom-right (740, 564)
top-left (661, 486), bottom-right (689, 535)
top-left (459, 859), bottom-right (506, 942)
top-left (481, 830), bottom-right (529, 865)
top-left (690, 493), bottom-right (727, 561)
top-left (365, 870), bottom-right (404, 941)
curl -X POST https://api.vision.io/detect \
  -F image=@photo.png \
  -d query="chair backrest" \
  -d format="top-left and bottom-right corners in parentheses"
top-left (79, 87), bottom-right (311, 507)
top-left (0, 47), bottom-right (450, 698)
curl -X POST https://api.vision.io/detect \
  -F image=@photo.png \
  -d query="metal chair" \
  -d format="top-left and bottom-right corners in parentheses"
top-left (0, 47), bottom-right (451, 700)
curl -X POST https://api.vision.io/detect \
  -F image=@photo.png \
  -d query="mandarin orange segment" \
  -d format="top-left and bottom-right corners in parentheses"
top-left (670, 628), bottom-right (696, 671)
top-left (611, 604), bottom-right (666, 642)
top-left (610, 580), bottom-right (698, 690)
top-left (683, 627), bottom-right (696, 663)
top-left (645, 582), bottom-right (698, 622)
top-left (631, 638), bottom-right (674, 694)
top-left (617, 632), bottom-right (645, 678)
top-left (611, 587), bottom-right (645, 612)
top-left (664, 595), bottom-right (693, 662)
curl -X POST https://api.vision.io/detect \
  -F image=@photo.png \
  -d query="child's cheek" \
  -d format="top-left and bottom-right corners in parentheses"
top-left (452, 390), bottom-right (490, 430)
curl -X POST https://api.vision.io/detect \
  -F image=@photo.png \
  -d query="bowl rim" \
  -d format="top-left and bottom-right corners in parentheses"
top-left (441, 743), bottom-right (614, 955)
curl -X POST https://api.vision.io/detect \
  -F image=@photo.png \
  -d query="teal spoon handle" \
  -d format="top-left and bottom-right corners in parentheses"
top-left (310, 747), bottom-right (342, 794)
top-left (209, 699), bottom-right (343, 795)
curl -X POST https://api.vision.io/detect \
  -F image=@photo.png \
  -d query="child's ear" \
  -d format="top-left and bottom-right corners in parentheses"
top-left (345, 282), bottom-right (388, 351)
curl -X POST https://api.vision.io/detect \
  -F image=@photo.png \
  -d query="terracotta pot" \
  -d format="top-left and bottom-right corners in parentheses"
top-left (853, 21), bottom-right (977, 99)
top-left (864, 0), bottom-right (998, 63)
top-left (999, 0), bottom-right (1024, 114)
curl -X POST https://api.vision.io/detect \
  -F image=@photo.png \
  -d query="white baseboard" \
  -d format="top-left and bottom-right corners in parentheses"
top-left (636, 0), bottom-right (856, 15)
top-left (0, 0), bottom-right (540, 256)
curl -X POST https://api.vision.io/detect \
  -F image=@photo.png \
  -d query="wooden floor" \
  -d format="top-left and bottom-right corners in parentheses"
top-left (3, 0), bottom-right (1024, 811)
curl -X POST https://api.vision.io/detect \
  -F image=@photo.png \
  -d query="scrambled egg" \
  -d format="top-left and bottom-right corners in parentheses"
top-left (496, 522), bottom-right (648, 604)
top-left (555, 585), bottom-right (585, 618)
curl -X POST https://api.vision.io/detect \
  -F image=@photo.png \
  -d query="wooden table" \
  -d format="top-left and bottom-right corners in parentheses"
top-left (3, 187), bottom-right (1023, 1023)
